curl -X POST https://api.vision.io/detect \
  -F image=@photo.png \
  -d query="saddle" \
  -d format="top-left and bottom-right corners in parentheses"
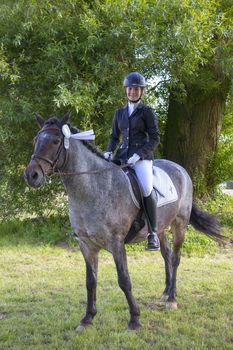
top-left (123, 164), bottom-right (178, 244)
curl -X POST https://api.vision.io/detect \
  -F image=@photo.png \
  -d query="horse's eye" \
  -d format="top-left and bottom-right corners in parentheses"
top-left (53, 139), bottom-right (60, 145)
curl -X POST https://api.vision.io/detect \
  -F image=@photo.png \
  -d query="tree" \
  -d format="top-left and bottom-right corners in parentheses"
top-left (0, 0), bottom-right (140, 217)
top-left (207, 96), bottom-right (233, 189)
top-left (136, 0), bottom-right (233, 194)
top-left (1, 0), bottom-right (232, 218)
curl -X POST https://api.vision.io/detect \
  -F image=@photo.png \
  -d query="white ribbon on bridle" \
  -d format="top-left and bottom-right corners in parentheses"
top-left (62, 124), bottom-right (95, 149)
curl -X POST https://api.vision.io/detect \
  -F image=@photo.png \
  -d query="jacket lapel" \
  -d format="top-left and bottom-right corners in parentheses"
top-left (122, 104), bottom-right (129, 127)
top-left (129, 101), bottom-right (144, 119)
top-left (123, 104), bottom-right (129, 117)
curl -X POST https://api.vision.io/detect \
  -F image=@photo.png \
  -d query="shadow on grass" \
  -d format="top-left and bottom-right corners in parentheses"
top-left (138, 299), bottom-right (167, 311)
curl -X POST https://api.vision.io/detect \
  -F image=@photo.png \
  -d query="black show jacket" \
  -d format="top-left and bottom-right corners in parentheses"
top-left (107, 102), bottom-right (160, 163)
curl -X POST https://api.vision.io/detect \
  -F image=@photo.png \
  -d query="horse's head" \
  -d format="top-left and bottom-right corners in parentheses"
top-left (24, 112), bottom-right (70, 188)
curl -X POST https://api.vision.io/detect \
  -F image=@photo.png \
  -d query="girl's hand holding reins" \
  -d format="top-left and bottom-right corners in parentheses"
top-left (104, 151), bottom-right (113, 160)
top-left (127, 153), bottom-right (140, 167)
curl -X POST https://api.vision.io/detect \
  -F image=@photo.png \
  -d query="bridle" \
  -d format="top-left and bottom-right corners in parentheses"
top-left (31, 125), bottom-right (129, 177)
top-left (31, 127), bottom-right (66, 176)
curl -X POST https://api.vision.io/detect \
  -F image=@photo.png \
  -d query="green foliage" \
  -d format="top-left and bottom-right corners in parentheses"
top-left (126, 230), bottom-right (219, 256)
top-left (127, 192), bottom-right (233, 256)
top-left (192, 169), bottom-right (207, 198)
top-left (1, 192), bottom-right (232, 258)
top-left (133, 0), bottom-right (233, 101)
top-left (0, 215), bottom-right (70, 247)
top-left (0, 0), bottom-right (233, 217)
top-left (182, 226), bottom-right (218, 256)
top-left (0, 0), bottom-right (141, 218)
top-left (200, 190), bottom-right (233, 231)
top-left (139, 1), bottom-right (233, 195)
top-left (207, 106), bottom-right (233, 188)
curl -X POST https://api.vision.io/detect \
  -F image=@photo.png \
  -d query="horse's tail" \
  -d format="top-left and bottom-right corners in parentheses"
top-left (189, 202), bottom-right (232, 245)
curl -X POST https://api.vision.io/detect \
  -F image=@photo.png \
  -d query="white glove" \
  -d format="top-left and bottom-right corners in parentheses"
top-left (127, 153), bottom-right (140, 167)
top-left (104, 151), bottom-right (113, 160)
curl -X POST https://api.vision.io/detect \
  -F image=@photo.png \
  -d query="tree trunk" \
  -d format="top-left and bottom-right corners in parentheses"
top-left (163, 83), bottom-right (229, 194)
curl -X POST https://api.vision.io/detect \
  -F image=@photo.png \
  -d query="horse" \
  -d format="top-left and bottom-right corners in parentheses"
top-left (24, 112), bottom-right (224, 331)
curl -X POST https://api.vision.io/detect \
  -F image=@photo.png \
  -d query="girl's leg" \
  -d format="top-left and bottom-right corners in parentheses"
top-left (134, 160), bottom-right (160, 250)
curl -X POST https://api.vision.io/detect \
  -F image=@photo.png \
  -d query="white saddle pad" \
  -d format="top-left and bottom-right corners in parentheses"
top-left (153, 166), bottom-right (178, 207)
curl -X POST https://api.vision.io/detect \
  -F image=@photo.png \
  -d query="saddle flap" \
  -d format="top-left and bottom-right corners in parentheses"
top-left (153, 166), bottom-right (178, 207)
top-left (124, 165), bottom-right (178, 209)
top-left (123, 168), bottom-right (142, 209)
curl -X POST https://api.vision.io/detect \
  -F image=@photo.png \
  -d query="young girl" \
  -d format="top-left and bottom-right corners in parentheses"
top-left (104, 72), bottom-right (160, 250)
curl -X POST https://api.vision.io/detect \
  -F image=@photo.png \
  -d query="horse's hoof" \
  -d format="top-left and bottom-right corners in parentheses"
top-left (128, 320), bottom-right (141, 331)
top-left (76, 323), bottom-right (92, 333)
top-left (166, 301), bottom-right (178, 310)
top-left (75, 325), bottom-right (86, 333)
top-left (160, 293), bottom-right (169, 302)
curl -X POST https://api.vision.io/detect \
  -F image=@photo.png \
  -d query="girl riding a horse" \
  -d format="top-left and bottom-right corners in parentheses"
top-left (104, 72), bottom-right (160, 251)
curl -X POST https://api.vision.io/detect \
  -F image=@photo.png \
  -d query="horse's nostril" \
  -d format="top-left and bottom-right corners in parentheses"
top-left (32, 171), bottom-right (38, 180)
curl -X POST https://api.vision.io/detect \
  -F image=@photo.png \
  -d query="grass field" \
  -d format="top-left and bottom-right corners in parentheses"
top-left (0, 192), bottom-right (232, 349)
top-left (0, 242), bottom-right (232, 350)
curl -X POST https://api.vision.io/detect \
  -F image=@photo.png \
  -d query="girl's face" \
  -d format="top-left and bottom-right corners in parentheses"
top-left (126, 86), bottom-right (143, 102)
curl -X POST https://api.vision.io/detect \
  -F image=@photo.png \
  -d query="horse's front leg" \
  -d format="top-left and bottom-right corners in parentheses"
top-left (76, 240), bottom-right (99, 331)
top-left (112, 241), bottom-right (140, 330)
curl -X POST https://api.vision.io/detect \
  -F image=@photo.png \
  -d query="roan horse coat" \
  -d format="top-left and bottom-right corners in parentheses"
top-left (24, 113), bottom-right (226, 331)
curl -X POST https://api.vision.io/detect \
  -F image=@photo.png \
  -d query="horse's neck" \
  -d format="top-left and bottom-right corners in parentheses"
top-left (67, 140), bottom-right (105, 171)
top-left (61, 140), bottom-right (138, 233)
top-left (61, 139), bottom-right (114, 197)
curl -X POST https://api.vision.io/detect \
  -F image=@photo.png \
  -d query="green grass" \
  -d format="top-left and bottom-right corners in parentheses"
top-left (0, 215), bottom-right (71, 247)
top-left (0, 192), bottom-right (232, 349)
top-left (0, 244), bottom-right (232, 350)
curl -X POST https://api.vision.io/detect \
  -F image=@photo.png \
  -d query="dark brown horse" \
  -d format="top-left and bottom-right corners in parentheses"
top-left (24, 113), bottom-right (226, 331)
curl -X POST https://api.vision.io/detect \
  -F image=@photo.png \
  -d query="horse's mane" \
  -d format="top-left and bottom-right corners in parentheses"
top-left (82, 140), bottom-right (106, 160)
top-left (44, 116), bottom-right (106, 161)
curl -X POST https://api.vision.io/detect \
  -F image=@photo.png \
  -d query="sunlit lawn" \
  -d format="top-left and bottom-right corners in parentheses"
top-left (0, 243), bottom-right (232, 350)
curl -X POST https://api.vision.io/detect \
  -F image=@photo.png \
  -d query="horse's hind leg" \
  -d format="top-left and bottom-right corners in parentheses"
top-left (159, 231), bottom-right (172, 302)
top-left (112, 242), bottom-right (140, 330)
top-left (166, 219), bottom-right (185, 310)
top-left (76, 240), bottom-right (99, 332)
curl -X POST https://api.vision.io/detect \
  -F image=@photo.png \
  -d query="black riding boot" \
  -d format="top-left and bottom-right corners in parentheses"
top-left (144, 190), bottom-right (160, 251)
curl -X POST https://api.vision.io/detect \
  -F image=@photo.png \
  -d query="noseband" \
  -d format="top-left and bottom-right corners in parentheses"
top-left (31, 127), bottom-right (66, 175)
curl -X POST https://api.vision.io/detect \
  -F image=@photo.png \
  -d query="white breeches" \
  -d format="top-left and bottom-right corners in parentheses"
top-left (133, 160), bottom-right (153, 197)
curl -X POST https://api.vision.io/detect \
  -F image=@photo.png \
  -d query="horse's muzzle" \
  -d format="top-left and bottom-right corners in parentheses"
top-left (24, 161), bottom-right (46, 188)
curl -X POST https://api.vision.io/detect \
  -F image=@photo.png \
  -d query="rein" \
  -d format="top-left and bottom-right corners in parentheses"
top-left (52, 163), bottom-right (130, 177)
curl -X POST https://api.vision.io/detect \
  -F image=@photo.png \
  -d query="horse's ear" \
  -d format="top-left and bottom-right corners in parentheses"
top-left (61, 111), bottom-right (70, 125)
top-left (35, 113), bottom-right (45, 128)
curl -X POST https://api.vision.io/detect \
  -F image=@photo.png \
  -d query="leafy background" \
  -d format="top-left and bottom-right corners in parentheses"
top-left (0, 0), bottom-right (232, 219)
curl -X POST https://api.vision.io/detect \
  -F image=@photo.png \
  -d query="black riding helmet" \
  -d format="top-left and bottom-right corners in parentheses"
top-left (123, 72), bottom-right (146, 87)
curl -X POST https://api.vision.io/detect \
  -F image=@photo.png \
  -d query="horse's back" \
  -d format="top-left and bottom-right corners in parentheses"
top-left (154, 159), bottom-right (192, 190)
top-left (154, 159), bottom-right (193, 217)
